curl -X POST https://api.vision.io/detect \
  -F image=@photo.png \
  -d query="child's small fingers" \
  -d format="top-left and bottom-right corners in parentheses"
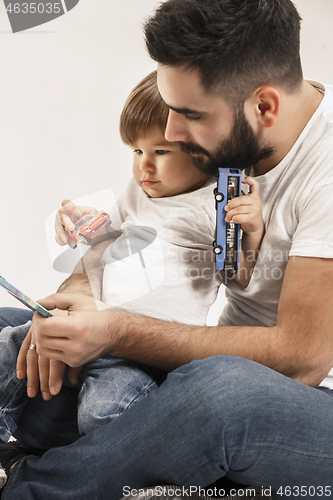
top-left (55, 233), bottom-right (68, 247)
top-left (60, 201), bottom-right (85, 226)
top-left (60, 213), bottom-right (75, 232)
top-left (228, 214), bottom-right (248, 225)
top-left (225, 206), bottom-right (252, 222)
top-left (61, 200), bottom-right (77, 217)
top-left (242, 176), bottom-right (260, 196)
top-left (225, 195), bottom-right (254, 211)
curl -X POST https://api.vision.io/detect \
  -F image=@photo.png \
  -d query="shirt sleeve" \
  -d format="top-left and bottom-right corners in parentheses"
top-left (290, 181), bottom-right (333, 258)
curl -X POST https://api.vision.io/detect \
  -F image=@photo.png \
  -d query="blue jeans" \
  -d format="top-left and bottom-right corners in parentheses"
top-left (79, 356), bottom-right (158, 435)
top-left (1, 308), bottom-right (333, 500)
top-left (0, 307), bottom-right (33, 329)
top-left (0, 309), bottom-right (81, 450)
top-left (0, 308), bottom-right (159, 438)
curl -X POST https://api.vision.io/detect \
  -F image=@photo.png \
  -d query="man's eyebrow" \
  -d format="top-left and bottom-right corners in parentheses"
top-left (167, 105), bottom-right (205, 116)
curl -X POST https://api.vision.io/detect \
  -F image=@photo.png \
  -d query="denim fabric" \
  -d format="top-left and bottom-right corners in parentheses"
top-left (2, 356), bottom-right (333, 500)
top-left (0, 321), bottom-right (31, 442)
top-left (0, 319), bottom-right (81, 450)
top-left (0, 309), bottom-right (160, 439)
top-left (1, 309), bottom-right (333, 499)
top-left (0, 307), bottom-right (33, 330)
top-left (78, 356), bottom-right (158, 435)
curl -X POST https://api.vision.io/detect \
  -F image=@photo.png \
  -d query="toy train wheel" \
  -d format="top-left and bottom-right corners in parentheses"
top-left (214, 192), bottom-right (224, 202)
top-left (213, 245), bottom-right (223, 255)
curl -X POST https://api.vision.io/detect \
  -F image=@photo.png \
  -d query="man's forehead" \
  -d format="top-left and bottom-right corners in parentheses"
top-left (157, 64), bottom-right (226, 113)
top-left (157, 65), bottom-right (207, 106)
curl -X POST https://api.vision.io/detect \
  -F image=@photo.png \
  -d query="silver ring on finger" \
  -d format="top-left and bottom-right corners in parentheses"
top-left (29, 344), bottom-right (37, 351)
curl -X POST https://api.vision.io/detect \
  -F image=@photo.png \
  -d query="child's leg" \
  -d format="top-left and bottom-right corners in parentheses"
top-left (0, 321), bottom-right (31, 442)
top-left (0, 314), bottom-right (81, 452)
top-left (78, 356), bottom-right (160, 435)
top-left (0, 308), bottom-right (33, 330)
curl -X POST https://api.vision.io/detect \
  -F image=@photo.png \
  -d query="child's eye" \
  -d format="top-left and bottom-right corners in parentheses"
top-left (155, 150), bottom-right (169, 155)
top-left (133, 149), bottom-right (143, 155)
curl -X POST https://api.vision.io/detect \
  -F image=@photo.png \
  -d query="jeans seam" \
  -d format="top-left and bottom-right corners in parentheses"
top-left (0, 378), bottom-right (24, 408)
top-left (0, 378), bottom-right (25, 440)
top-left (249, 441), bottom-right (333, 459)
top-left (179, 439), bottom-right (333, 485)
top-left (2, 457), bottom-right (25, 500)
top-left (229, 441), bottom-right (333, 464)
top-left (125, 379), bottom-right (157, 412)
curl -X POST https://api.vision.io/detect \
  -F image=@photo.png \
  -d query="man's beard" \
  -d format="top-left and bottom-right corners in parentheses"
top-left (179, 106), bottom-right (274, 175)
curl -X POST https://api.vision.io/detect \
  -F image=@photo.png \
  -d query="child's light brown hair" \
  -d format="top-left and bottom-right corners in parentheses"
top-left (119, 70), bottom-right (169, 146)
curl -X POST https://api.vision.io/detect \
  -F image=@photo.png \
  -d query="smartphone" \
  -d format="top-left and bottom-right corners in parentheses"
top-left (0, 276), bottom-right (53, 317)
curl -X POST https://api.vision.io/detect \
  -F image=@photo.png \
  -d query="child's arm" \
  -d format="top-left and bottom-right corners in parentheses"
top-left (224, 176), bottom-right (265, 287)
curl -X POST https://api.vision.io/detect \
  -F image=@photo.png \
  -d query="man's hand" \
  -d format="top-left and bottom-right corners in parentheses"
top-left (16, 308), bottom-right (85, 400)
top-left (17, 322), bottom-right (67, 400)
top-left (32, 294), bottom-right (116, 369)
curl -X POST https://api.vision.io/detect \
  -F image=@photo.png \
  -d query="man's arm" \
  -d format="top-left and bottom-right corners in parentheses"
top-left (34, 256), bottom-right (333, 388)
top-left (105, 256), bottom-right (332, 386)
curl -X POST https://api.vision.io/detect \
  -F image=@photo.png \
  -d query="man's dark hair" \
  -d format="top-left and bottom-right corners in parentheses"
top-left (144, 0), bottom-right (303, 104)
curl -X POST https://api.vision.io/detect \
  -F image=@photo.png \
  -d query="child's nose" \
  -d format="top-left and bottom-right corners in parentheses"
top-left (139, 157), bottom-right (155, 172)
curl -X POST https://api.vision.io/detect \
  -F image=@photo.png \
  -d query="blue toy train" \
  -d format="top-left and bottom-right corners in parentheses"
top-left (213, 168), bottom-right (241, 277)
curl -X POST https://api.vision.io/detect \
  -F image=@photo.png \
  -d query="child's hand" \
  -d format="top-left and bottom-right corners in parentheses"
top-left (224, 176), bottom-right (264, 234)
top-left (55, 200), bottom-right (98, 247)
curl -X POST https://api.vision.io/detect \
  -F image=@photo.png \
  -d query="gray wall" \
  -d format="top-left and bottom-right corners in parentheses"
top-left (0, 0), bottom-right (332, 315)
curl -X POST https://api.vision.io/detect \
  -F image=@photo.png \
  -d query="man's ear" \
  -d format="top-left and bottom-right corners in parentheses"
top-left (254, 86), bottom-right (280, 128)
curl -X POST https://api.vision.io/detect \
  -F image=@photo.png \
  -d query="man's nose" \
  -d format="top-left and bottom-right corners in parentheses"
top-left (165, 110), bottom-right (190, 142)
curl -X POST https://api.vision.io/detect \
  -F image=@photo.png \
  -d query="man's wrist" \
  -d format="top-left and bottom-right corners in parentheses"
top-left (100, 308), bottom-right (136, 359)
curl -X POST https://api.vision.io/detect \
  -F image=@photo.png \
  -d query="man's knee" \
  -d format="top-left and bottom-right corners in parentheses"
top-left (168, 356), bottom-right (281, 422)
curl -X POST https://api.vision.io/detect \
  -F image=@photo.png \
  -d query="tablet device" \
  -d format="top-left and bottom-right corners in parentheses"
top-left (0, 276), bottom-right (53, 318)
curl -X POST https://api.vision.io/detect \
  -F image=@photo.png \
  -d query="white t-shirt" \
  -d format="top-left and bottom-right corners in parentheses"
top-left (102, 178), bottom-right (222, 325)
top-left (219, 81), bottom-right (333, 328)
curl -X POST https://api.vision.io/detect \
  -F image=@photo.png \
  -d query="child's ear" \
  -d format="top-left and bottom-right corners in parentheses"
top-left (254, 86), bottom-right (280, 128)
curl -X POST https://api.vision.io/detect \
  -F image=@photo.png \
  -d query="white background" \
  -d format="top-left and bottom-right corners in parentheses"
top-left (0, 0), bottom-right (332, 323)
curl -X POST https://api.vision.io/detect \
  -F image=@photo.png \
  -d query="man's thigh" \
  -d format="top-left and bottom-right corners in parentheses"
top-left (4, 356), bottom-right (333, 500)
top-left (99, 356), bottom-right (333, 498)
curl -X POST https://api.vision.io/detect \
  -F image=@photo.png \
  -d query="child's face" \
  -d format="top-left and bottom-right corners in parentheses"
top-left (131, 129), bottom-right (209, 198)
